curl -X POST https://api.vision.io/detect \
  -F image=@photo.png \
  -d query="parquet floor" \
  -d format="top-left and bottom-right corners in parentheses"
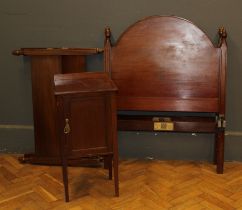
top-left (0, 155), bottom-right (242, 210)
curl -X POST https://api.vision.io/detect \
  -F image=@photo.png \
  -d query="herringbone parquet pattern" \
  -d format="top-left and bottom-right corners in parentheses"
top-left (0, 155), bottom-right (242, 210)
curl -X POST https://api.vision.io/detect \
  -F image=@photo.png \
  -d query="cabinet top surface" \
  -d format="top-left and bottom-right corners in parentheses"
top-left (54, 72), bottom-right (117, 95)
top-left (12, 48), bottom-right (103, 56)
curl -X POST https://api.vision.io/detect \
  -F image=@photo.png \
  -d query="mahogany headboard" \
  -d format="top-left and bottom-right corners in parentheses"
top-left (103, 16), bottom-right (227, 174)
top-left (104, 16), bottom-right (227, 114)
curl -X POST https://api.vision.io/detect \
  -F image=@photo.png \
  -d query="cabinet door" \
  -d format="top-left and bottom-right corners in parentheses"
top-left (63, 94), bottom-right (113, 157)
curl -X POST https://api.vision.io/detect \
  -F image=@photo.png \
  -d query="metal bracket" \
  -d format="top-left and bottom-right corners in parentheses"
top-left (217, 114), bottom-right (226, 129)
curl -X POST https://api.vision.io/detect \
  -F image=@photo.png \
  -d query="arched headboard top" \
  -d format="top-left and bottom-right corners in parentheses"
top-left (109, 16), bottom-right (224, 112)
top-left (114, 15), bottom-right (215, 48)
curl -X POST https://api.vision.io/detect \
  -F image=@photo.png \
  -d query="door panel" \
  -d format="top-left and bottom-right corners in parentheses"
top-left (65, 95), bottom-right (109, 156)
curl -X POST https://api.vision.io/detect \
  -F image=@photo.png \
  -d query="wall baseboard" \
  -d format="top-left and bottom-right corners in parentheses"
top-left (1, 124), bottom-right (241, 136)
top-left (0, 124), bottom-right (34, 130)
top-left (1, 128), bottom-right (241, 161)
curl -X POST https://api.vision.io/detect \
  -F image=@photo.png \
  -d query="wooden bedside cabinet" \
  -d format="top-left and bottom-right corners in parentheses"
top-left (54, 72), bottom-right (119, 202)
top-left (12, 47), bottom-right (103, 165)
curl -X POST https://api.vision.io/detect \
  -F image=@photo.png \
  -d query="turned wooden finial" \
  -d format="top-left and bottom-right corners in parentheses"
top-left (218, 27), bottom-right (227, 47)
top-left (218, 27), bottom-right (227, 39)
top-left (104, 27), bottom-right (112, 74)
top-left (12, 49), bottom-right (23, 56)
top-left (105, 27), bottom-right (111, 39)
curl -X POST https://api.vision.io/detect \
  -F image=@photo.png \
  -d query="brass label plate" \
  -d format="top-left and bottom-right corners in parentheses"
top-left (154, 122), bottom-right (174, 131)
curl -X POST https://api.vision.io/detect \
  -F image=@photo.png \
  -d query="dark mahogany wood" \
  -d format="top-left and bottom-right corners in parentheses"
top-left (54, 72), bottom-right (119, 201)
top-left (110, 16), bottom-right (220, 112)
top-left (118, 115), bottom-right (216, 133)
top-left (104, 16), bottom-right (227, 173)
top-left (62, 56), bottom-right (86, 73)
top-left (12, 47), bottom-right (103, 56)
top-left (13, 48), bottom-right (103, 165)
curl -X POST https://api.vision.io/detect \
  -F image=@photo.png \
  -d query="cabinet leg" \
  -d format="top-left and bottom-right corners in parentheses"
top-left (214, 133), bottom-right (218, 165)
top-left (103, 156), bottom-right (109, 169)
top-left (216, 131), bottom-right (225, 174)
top-left (103, 156), bottom-right (112, 180)
top-left (62, 157), bottom-right (69, 202)
top-left (108, 155), bottom-right (113, 180)
top-left (113, 153), bottom-right (119, 196)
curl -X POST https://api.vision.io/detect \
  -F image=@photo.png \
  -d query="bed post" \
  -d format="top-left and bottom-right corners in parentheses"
top-left (103, 27), bottom-right (114, 173)
top-left (215, 27), bottom-right (227, 174)
top-left (104, 27), bottom-right (112, 75)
